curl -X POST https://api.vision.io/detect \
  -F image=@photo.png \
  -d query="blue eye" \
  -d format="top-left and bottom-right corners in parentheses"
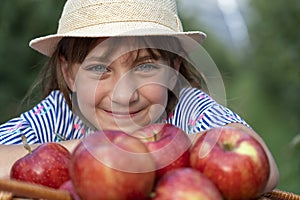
top-left (136, 64), bottom-right (159, 72)
top-left (87, 65), bottom-right (109, 74)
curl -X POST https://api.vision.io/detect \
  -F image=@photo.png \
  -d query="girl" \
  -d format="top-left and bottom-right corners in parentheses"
top-left (0, 0), bottom-right (278, 192)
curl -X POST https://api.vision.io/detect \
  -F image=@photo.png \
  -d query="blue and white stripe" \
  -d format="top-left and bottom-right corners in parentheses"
top-left (0, 88), bottom-right (248, 144)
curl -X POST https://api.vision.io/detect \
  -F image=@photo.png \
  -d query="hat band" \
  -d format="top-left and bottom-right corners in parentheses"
top-left (58, 1), bottom-right (183, 34)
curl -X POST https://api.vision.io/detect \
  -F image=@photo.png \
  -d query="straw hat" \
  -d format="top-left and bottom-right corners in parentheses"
top-left (29, 0), bottom-right (207, 57)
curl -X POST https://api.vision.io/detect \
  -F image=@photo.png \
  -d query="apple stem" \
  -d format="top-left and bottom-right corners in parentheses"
top-left (222, 142), bottom-right (234, 151)
top-left (21, 135), bottom-right (32, 154)
top-left (149, 192), bottom-right (156, 198)
top-left (153, 130), bottom-right (159, 141)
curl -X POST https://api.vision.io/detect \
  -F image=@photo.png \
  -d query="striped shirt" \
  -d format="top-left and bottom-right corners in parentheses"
top-left (0, 87), bottom-right (248, 144)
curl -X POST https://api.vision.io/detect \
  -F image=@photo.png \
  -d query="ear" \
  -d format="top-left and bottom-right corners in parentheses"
top-left (60, 56), bottom-right (76, 92)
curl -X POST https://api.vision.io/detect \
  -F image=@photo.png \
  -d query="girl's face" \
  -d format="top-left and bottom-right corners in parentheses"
top-left (63, 38), bottom-right (180, 133)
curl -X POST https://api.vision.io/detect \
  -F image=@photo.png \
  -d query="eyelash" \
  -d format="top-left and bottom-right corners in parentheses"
top-left (87, 63), bottom-right (160, 74)
top-left (135, 63), bottom-right (160, 72)
top-left (87, 65), bottom-right (109, 74)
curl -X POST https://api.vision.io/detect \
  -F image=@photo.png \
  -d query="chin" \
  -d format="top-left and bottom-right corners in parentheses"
top-left (94, 114), bottom-right (159, 134)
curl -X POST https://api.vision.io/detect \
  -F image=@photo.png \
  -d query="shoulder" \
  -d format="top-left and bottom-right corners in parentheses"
top-left (179, 87), bottom-right (209, 98)
top-left (169, 87), bottom-right (249, 133)
top-left (168, 87), bottom-right (214, 131)
top-left (23, 90), bottom-right (69, 117)
top-left (177, 87), bottom-right (215, 114)
top-left (179, 87), bottom-right (213, 102)
top-left (48, 90), bottom-right (69, 105)
top-left (0, 90), bottom-right (85, 144)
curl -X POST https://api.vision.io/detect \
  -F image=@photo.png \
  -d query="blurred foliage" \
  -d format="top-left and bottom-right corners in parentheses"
top-left (244, 0), bottom-right (300, 192)
top-left (0, 0), bottom-right (65, 121)
top-left (0, 0), bottom-right (299, 193)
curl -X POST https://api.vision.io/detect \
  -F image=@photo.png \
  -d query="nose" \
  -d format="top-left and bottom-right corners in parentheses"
top-left (111, 72), bottom-right (139, 106)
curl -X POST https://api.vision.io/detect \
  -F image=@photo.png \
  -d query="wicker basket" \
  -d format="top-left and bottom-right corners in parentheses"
top-left (257, 190), bottom-right (300, 200)
top-left (1, 189), bottom-right (300, 200)
top-left (0, 191), bottom-right (12, 200)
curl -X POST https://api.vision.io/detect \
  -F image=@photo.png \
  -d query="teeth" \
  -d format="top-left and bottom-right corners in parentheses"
top-left (112, 111), bottom-right (139, 115)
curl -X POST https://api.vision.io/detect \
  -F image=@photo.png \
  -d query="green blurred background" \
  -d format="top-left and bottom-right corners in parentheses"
top-left (0, 0), bottom-right (299, 193)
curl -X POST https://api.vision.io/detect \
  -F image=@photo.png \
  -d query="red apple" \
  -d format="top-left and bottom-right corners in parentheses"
top-left (152, 167), bottom-right (223, 200)
top-left (132, 123), bottom-right (191, 181)
top-left (69, 130), bottom-right (156, 200)
top-left (190, 127), bottom-right (270, 200)
top-left (10, 142), bottom-right (71, 189)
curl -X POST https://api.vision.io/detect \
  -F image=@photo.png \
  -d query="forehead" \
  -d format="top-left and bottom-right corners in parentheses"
top-left (86, 37), bottom-right (162, 61)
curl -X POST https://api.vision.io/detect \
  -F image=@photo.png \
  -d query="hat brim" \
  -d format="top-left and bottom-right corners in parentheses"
top-left (29, 26), bottom-right (206, 57)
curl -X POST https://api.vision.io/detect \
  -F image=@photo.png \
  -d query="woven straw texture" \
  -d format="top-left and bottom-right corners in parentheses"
top-left (29, 0), bottom-right (206, 56)
top-left (257, 190), bottom-right (300, 200)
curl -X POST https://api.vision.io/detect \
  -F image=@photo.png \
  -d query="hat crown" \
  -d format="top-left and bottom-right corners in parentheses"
top-left (29, 0), bottom-right (206, 57)
top-left (58, 0), bottom-right (183, 35)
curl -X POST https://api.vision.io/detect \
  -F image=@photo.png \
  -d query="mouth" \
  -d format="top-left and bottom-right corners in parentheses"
top-left (103, 109), bottom-right (143, 119)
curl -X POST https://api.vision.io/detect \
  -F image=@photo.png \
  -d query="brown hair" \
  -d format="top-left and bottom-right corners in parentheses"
top-left (39, 36), bottom-right (204, 116)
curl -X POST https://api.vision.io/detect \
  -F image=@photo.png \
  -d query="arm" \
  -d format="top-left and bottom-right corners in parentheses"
top-left (0, 139), bottom-right (81, 178)
top-left (225, 123), bottom-right (279, 193)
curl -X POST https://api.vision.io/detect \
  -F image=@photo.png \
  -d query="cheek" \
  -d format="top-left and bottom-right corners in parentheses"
top-left (74, 75), bottom-right (105, 117)
top-left (76, 78), bottom-right (97, 104)
top-left (141, 85), bottom-right (169, 123)
top-left (141, 85), bottom-right (168, 107)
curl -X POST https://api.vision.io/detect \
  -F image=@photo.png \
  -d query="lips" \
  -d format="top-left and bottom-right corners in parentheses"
top-left (103, 109), bottom-right (143, 119)
top-left (96, 107), bottom-right (152, 132)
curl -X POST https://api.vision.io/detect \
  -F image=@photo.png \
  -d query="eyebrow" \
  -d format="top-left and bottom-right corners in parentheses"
top-left (135, 55), bottom-right (160, 63)
top-left (84, 52), bottom-right (162, 65)
top-left (84, 56), bottom-right (110, 63)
